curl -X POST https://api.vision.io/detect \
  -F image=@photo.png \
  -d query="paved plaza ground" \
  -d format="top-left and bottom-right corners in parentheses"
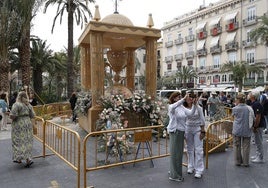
top-left (1, 119), bottom-right (268, 188)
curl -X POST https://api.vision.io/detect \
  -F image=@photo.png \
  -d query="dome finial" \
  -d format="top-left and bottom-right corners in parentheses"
top-left (93, 5), bottom-right (101, 21)
top-left (113, 0), bottom-right (121, 14)
top-left (147, 13), bottom-right (154, 28)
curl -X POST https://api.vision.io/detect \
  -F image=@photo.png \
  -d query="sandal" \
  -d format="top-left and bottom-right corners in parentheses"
top-left (25, 160), bottom-right (34, 168)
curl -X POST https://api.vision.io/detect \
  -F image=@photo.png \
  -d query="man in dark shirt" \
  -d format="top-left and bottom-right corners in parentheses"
top-left (249, 91), bottom-right (266, 163)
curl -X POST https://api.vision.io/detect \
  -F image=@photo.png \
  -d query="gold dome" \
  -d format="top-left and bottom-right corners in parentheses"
top-left (101, 13), bottom-right (134, 26)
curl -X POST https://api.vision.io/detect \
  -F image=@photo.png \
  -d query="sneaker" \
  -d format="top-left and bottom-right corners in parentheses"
top-left (250, 155), bottom-right (257, 160)
top-left (187, 169), bottom-right (194, 174)
top-left (194, 173), bottom-right (202, 179)
top-left (251, 157), bottom-right (264, 163)
top-left (169, 177), bottom-right (184, 182)
top-left (263, 129), bottom-right (268, 134)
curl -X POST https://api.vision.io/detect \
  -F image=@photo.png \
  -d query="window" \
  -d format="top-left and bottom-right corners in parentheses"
top-left (177, 45), bottom-right (182, 54)
top-left (258, 71), bottom-right (264, 78)
top-left (229, 74), bottom-right (234, 82)
top-left (213, 75), bottom-right (220, 83)
top-left (248, 71), bottom-right (255, 79)
top-left (246, 49), bottom-right (255, 64)
top-left (199, 57), bottom-right (206, 69)
top-left (188, 28), bottom-right (193, 35)
top-left (199, 76), bottom-right (206, 84)
top-left (167, 33), bottom-right (172, 42)
top-left (247, 6), bottom-right (256, 21)
top-left (221, 74), bottom-right (227, 82)
top-left (188, 43), bottom-right (194, 52)
top-left (246, 29), bottom-right (252, 42)
top-left (213, 55), bottom-right (220, 69)
top-left (228, 52), bottom-right (237, 64)
top-left (177, 32), bottom-right (182, 39)
top-left (167, 48), bottom-right (172, 56)
top-left (167, 63), bottom-right (172, 71)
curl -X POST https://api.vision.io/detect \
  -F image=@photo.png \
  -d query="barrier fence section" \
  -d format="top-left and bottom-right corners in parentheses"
top-left (205, 118), bottom-right (233, 169)
top-left (83, 125), bottom-right (168, 188)
top-left (32, 116), bottom-right (81, 188)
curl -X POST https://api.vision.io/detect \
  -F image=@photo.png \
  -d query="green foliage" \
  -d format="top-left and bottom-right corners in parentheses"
top-left (250, 15), bottom-right (268, 46)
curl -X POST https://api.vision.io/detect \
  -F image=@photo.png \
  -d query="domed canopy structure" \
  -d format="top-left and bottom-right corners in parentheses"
top-left (78, 5), bottom-right (161, 132)
top-left (101, 13), bottom-right (134, 26)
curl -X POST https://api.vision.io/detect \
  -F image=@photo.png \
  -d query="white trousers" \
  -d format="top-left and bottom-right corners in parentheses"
top-left (185, 127), bottom-right (204, 174)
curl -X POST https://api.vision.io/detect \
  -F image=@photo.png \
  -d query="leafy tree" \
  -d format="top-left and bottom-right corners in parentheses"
top-left (176, 66), bottom-right (197, 88)
top-left (221, 61), bottom-right (261, 92)
top-left (43, 0), bottom-right (94, 97)
top-left (250, 15), bottom-right (268, 46)
top-left (30, 38), bottom-right (60, 96)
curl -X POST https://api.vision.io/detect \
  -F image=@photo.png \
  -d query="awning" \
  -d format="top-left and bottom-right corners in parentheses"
top-left (210, 36), bottom-right (219, 47)
top-left (226, 32), bottom-right (236, 43)
top-left (224, 12), bottom-right (238, 21)
top-left (209, 17), bottom-right (221, 26)
top-left (195, 22), bottom-right (206, 31)
top-left (197, 40), bottom-right (206, 50)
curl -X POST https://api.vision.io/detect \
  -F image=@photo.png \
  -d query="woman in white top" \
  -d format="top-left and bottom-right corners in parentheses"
top-left (184, 93), bottom-right (206, 178)
top-left (167, 92), bottom-right (196, 182)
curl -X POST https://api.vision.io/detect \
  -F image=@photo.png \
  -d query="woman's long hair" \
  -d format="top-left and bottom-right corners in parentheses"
top-left (16, 91), bottom-right (29, 104)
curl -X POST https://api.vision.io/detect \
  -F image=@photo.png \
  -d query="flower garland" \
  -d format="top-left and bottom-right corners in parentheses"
top-left (96, 92), bottom-right (167, 131)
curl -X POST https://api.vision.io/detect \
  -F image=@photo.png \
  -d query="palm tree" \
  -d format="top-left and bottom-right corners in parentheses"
top-left (15, 0), bottom-right (42, 91)
top-left (176, 66), bottom-right (197, 88)
top-left (250, 15), bottom-right (268, 46)
top-left (221, 61), bottom-right (261, 92)
top-left (43, 0), bottom-right (94, 97)
top-left (30, 38), bottom-right (60, 96)
top-left (0, 0), bottom-right (21, 92)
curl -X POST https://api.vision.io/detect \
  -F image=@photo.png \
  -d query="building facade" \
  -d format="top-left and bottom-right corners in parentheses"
top-left (161, 0), bottom-right (268, 90)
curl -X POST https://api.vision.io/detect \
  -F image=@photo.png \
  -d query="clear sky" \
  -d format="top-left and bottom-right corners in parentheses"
top-left (32, 0), bottom-right (220, 52)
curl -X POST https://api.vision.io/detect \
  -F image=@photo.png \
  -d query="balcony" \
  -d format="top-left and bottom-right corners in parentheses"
top-left (210, 26), bottom-right (222, 36)
top-left (196, 48), bottom-right (207, 56)
top-left (225, 41), bottom-right (239, 51)
top-left (174, 54), bottom-right (183, 61)
top-left (185, 34), bottom-right (195, 42)
top-left (197, 31), bottom-right (207, 40)
top-left (210, 45), bottom-right (222, 54)
top-left (165, 41), bottom-right (173, 48)
top-left (243, 17), bottom-right (258, 27)
top-left (185, 51), bottom-right (195, 59)
top-left (164, 56), bottom-right (173, 62)
top-left (174, 38), bottom-right (183, 45)
top-left (242, 40), bottom-right (256, 48)
top-left (225, 22), bottom-right (239, 32)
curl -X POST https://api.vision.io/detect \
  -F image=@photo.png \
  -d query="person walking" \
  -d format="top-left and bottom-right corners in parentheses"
top-left (232, 93), bottom-right (255, 167)
top-left (184, 93), bottom-right (206, 178)
top-left (9, 91), bottom-right (35, 167)
top-left (248, 91), bottom-right (266, 163)
top-left (69, 92), bottom-right (78, 122)
top-left (0, 93), bottom-right (9, 131)
top-left (167, 92), bottom-right (196, 182)
top-left (207, 92), bottom-right (220, 121)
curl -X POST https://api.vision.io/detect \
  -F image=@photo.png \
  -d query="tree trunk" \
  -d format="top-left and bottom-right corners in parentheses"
top-left (67, 1), bottom-right (74, 98)
top-left (18, 27), bottom-right (31, 91)
top-left (32, 65), bottom-right (43, 96)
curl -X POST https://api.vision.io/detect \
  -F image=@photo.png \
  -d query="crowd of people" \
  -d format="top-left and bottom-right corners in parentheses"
top-left (166, 88), bottom-right (268, 182)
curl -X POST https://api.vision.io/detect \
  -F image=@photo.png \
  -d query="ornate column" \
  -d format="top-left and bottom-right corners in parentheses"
top-left (84, 32), bottom-right (104, 132)
top-left (126, 48), bottom-right (135, 91)
top-left (145, 38), bottom-right (157, 99)
top-left (80, 44), bottom-right (91, 91)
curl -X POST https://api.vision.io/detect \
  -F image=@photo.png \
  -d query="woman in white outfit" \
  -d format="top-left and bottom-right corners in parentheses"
top-left (184, 93), bottom-right (206, 178)
top-left (167, 92), bottom-right (197, 182)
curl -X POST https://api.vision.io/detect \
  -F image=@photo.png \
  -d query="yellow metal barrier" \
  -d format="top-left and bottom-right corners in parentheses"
top-left (45, 120), bottom-right (81, 188)
top-left (83, 125), bottom-right (169, 188)
top-left (205, 118), bottom-right (233, 169)
top-left (32, 116), bottom-right (81, 188)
